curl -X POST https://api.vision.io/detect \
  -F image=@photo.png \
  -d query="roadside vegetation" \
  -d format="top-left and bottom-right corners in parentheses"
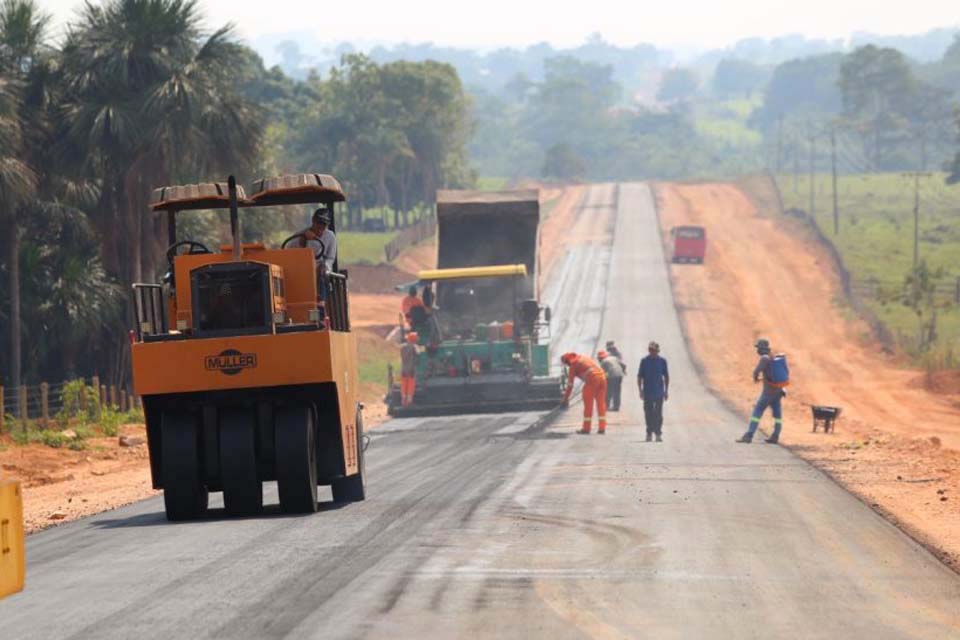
top-left (778, 172), bottom-right (960, 366)
top-left (1, 379), bottom-right (144, 449)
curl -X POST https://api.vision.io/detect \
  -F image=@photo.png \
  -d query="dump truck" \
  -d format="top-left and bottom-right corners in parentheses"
top-left (386, 189), bottom-right (561, 415)
top-left (131, 173), bottom-right (364, 521)
top-left (0, 478), bottom-right (25, 598)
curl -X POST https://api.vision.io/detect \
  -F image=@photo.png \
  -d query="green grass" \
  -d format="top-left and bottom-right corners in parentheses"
top-left (777, 172), bottom-right (960, 361)
top-left (694, 98), bottom-right (764, 146)
top-left (3, 402), bottom-right (145, 448)
top-left (696, 117), bottom-right (762, 146)
top-left (338, 231), bottom-right (398, 265)
top-left (475, 176), bottom-right (510, 191)
top-left (358, 345), bottom-right (397, 390)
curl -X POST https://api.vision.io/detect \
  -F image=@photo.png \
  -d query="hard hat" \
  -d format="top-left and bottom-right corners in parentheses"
top-left (406, 332), bottom-right (419, 343)
top-left (755, 338), bottom-right (770, 352)
top-left (597, 350), bottom-right (608, 359)
top-left (648, 341), bottom-right (660, 351)
top-left (561, 352), bottom-right (577, 365)
top-left (312, 207), bottom-right (332, 225)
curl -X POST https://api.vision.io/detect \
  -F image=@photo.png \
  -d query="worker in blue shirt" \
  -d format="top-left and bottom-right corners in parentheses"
top-left (637, 341), bottom-right (669, 442)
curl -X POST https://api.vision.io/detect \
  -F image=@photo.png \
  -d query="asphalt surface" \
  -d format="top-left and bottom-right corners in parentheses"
top-left (3, 183), bottom-right (960, 639)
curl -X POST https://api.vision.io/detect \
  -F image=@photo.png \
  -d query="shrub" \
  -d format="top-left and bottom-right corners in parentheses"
top-left (56, 379), bottom-right (101, 428)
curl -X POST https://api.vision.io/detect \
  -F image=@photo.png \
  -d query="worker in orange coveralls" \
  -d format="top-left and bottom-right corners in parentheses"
top-left (400, 332), bottom-right (420, 406)
top-left (560, 352), bottom-right (608, 435)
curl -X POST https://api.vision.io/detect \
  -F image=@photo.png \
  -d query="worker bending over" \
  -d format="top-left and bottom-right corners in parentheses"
top-left (598, 350), bottom-right (624, 412)
top-left (400, 332), bottom-right (419, 407)
top-left (561, 352), bottom-right (608, 435)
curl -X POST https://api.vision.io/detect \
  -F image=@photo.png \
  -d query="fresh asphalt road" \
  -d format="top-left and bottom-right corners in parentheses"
top-left (3, 184), bottom-right (959, 639)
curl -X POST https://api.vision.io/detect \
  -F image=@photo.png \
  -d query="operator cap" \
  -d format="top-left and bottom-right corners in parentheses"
top-left (561, 352), bottom-right (577, 365)
top-left (312, 207), bottom-right (332, 225)
top-left (597, 350), bottom-right (608, 359)
top-left (406, 332), bottom-right (419, 343)
top-left (755, 338), bottom-right (771, 352)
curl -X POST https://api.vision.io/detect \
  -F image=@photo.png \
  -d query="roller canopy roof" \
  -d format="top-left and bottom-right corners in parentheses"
top-left (249, 173), bottom-right (346, 205)
top-left (149, 173), bottom-right (346, 212)
top-left (416, 264), bottom-right (528, 282)
top-left (149, 182), bottom-right (246, 211)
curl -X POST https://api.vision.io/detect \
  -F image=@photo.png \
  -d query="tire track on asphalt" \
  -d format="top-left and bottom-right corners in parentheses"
top-left (63, 415), bottom-right (518, 640)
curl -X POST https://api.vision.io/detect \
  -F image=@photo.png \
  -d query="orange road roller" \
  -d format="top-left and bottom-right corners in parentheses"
top-left (131, 173), bottom-right (364, 520)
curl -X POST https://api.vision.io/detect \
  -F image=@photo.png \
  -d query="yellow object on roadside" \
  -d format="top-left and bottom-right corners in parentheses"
top-left (0, 479), bottom-right (25, 598)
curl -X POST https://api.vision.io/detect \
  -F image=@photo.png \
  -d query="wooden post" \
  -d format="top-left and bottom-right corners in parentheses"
top-left (109, 385), bottom-right (117, 409)
top-left (120, 389), bottom-right (128, 413)
top-left (90, 376), bottom-right (103, 418)
top-left (100, 385), bottom-right (107, 409)
top-left (40, 382), bottom-right (49, 428)
top-left (79, 384), bottom-right (87, 417)
top-left (19, 385), bottom-right (27, 431)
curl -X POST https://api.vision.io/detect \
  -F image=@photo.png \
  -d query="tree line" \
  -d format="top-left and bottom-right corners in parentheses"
top-left (0, 0), bottom-right (471, 390)
top-left (470, 56), bottom-right (757, 182)
top-left (729, 41), bottom-right (960, 175)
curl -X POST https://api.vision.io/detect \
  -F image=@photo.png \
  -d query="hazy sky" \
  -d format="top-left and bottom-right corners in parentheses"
top-left (40, 0), bottom-right (959, 50)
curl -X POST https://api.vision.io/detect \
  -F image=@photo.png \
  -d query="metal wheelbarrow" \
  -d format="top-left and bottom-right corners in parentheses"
top-left (811, 405), bottom-right (841, 433)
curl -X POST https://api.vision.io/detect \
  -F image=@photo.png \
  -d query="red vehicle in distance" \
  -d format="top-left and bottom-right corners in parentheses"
top-left (671, 226), bottom-right (706, 264)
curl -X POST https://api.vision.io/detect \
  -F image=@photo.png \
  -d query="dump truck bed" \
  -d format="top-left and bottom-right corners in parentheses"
top-left (436, 189), bottom-right (540, 279)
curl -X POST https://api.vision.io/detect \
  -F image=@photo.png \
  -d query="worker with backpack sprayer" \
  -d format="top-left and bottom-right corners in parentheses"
top-left (737, 338), bottom-right (789, 444)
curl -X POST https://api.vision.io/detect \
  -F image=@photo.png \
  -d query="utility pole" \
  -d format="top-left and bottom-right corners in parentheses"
top-left (776, 115), bottom-right (784, 174)
top-left (808, 129), bottom-right (816, 218)
top-left (902, 172), bottom-right (933, 268)
top-left (831, 127), bottom-right (839, 235)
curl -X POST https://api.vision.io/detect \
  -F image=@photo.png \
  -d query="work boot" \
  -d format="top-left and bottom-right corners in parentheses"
top-left (645, 433), bottom-right (653, 442)
top-left (736, 434), bottom-right (752, 443)
top-left (655, 433), bottom-right (662, 442)
top-left (764, 436), bottom-right (779, 444)
top-left (598, 429), bottom-right (606, 435)
top-left (576, 428), bottom-right (591, 435)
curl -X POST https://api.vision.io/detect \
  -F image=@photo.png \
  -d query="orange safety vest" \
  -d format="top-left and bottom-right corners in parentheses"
top-left (566, 355), bottom-right (605, 386)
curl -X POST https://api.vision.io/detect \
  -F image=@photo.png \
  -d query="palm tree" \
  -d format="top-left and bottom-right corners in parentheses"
top-left (1, 0), bottom-right (123, 385)
top-left (0, 0), bottom-right (43, 391)
top-left (61, 0), bottom-right (263, 287)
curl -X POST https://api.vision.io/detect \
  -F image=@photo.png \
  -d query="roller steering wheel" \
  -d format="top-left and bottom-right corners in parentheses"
top-left (165, 240), bottom-right (212, 263)
top-left (281, 233), bottom-right (325, 261)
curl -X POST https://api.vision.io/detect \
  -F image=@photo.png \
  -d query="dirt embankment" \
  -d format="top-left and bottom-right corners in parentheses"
top-left (1, 426), bottom-right (158, 532)
top-left (656, 181), bottom-right (960, 569)
top-left (537, 185), bottom-right (588, 293)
